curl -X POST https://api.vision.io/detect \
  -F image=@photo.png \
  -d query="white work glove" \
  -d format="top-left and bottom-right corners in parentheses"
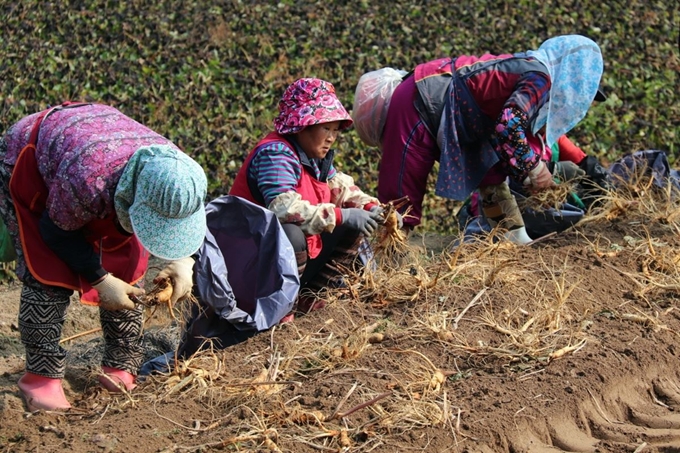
top-left (93, 274), bottom-right (145, 311)
top-left (523, 160), bottom-right (555, 191)
top-left (370, 205), bottom-right (404, 228)
top-left (154, 257), bottom-right (195, 305)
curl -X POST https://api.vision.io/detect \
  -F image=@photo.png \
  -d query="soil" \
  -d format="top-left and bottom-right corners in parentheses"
top-left (2, 214), bottom-right (680, 453)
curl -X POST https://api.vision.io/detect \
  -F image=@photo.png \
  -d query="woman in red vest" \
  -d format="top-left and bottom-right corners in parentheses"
top-left (230, 78), bottom-right (389, 320)
top-left (0, 103), bottom-right (207, 411)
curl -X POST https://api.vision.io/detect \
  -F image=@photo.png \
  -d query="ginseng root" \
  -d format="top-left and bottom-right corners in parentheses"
top-left (140, 277), bottom-right (177, 321)
top-left (376, 200), bottom-right (409, 249)
top-left (144, 277), bottom-right (174, 305)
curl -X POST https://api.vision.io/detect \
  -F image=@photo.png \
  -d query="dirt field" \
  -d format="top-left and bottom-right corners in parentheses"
top-left (2, 202), bottom-right (680, 453)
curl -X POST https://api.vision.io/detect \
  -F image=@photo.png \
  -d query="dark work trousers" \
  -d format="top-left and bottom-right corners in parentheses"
top-left (281, 223), bottom-right (368, 292)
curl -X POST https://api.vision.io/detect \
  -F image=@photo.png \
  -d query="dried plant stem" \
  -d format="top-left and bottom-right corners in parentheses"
top-left (224, 380), bottom-right (301, 387)
top-left (528, 231), bottom-right (558, 246)
top-left (587, 388), bottom-right (623, 425)
top-left (60, 327), bottom-right (102, 343)
top-left (333, 391), bottom-right (392, 419)
top-left (329, 381), bottom-right (358, 420)
top-left (633, 443), bottom-right (648, 453)
top-left (293, 438), bottom-right (338, 451)
top-left (452, 287), bottom-right (487, 330)
top-left (165, 434), bottom-right (268, 452)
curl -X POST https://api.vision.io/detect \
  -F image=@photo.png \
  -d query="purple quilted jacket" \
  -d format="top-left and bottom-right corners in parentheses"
top-left (3, 103), bottom-right (178, 230)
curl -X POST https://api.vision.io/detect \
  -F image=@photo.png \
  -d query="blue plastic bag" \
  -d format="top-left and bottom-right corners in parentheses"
top-left (140, 196), bottom-right (299, 374)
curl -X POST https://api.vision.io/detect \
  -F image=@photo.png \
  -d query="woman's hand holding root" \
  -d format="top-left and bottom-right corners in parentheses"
top-left (154, 256), bottom-right (195, 305)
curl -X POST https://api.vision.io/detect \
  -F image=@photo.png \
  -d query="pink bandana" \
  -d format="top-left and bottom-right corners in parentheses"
top-left (274, 78), bottom-right (353, 134)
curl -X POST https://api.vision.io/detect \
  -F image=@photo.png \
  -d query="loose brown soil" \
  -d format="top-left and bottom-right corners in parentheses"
top-left (2, 205), bottom-right (680, 453)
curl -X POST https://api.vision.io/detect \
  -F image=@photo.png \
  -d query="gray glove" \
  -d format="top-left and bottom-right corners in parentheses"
top-left (553, 161), bottom-right (586, 182)
top-left (341, 208), bottom-right (381, 236)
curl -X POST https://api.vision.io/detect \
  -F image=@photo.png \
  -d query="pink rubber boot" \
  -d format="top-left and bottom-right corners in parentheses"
top-left (279, 312), bottom-right (295, 324)
top-left (99, 366), bottom-right (137, 392)
top-left (18, 372), bottom-right (72, 411)
top-left (278, 295), bottom-right (327, 324)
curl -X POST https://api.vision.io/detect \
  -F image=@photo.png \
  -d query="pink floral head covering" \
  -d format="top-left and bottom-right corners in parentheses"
top-left (274, 78), bottom-right (353, 135)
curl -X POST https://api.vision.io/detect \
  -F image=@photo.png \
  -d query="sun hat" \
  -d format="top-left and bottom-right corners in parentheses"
top-left (116, 145), bottom-right (207, 260)
top-left (274, 78), bottom-right (353, 135)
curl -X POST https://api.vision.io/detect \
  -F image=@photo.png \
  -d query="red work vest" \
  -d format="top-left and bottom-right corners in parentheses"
top-left (9, 103), bottom-right (148, 305)
top-left (230, 132), bottom-right (331, 259)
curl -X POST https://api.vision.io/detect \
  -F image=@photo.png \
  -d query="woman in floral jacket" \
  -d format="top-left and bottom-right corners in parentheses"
top-left (0, 102), bottom-right (207, 410)
top-left (357, 35), bottom-right (603, 243)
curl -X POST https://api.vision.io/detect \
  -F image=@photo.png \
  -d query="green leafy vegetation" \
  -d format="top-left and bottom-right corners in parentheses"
top-left (1, 0), bottom-right (678, 236)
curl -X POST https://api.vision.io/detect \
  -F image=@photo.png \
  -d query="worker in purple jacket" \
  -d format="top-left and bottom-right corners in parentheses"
top-left (0, 102), bottom-right (207, 411)
top-left (355, 35), bottom-right (603, 243)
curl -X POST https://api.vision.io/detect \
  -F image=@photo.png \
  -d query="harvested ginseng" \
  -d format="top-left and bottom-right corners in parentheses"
top-left (143, 277), bottom-right (174, 306)
top-left (139, 277), bottom-right (178, 321)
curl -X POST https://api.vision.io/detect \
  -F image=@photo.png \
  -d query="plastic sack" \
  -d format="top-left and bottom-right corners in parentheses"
top-left (608, 150), bottom-right (680, 191)
top-left (352, 67), bottom-right (407, 147)
top-left (0, 217), bottom-right (16, 263)
top-left (511, 189), bottom-right (584, 239)
top-left (178, 195), bottom-right (299, 357)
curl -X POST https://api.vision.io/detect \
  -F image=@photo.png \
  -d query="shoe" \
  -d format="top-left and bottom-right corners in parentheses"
top-left (279, 312), bottom-right (295, 324)
top-left (297, 295), bottom-right (326, 314)
top-left (99, 366), bottom-right (137, 392)
top-left (18, 372), bottom-right (71, 411)
top-left (503, 226), bottom-right (533, 244)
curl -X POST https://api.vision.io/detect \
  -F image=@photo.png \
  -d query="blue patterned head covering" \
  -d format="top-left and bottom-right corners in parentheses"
top-left (115, 145), bottom-right (207, 260)
top-left (527, 35), bottom-right (604, 148)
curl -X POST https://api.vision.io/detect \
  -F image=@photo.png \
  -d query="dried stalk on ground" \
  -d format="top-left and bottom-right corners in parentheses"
top-left (516, 182), bottom-right (576, 212)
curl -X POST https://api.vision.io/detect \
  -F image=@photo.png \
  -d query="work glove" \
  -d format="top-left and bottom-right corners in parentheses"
top-left (576, 155), bottom-right (612, 209)
top-left (578, 155), bottom-right (611, 189)
top-left (154, 257), bottom-right (195, 305)
top-left (93, 274), bottom-right (145, 311)
top-left (523, 160), bottom-right (555, 192)
top-left (551, 161), bottom-right (586, 182)
top-left (341, 208), bottom-right (381, 236)
top-left (369, 205), bottom-right (404, 229)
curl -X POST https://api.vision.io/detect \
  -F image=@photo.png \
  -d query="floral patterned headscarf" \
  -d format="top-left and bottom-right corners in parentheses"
top-left (527, 35), bottom-right (604, 148)
top-left (274, 78), bottom-right (353, 135)
top-left (115, 144), bottom-right (207, 260)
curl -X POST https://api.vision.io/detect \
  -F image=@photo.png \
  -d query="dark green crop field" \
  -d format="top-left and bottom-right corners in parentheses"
top-left (1, 0), bottom-right (678, 233)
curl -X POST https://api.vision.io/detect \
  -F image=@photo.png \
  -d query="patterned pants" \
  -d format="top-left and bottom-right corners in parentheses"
top-left (0, 138), bottom-right (144, 378)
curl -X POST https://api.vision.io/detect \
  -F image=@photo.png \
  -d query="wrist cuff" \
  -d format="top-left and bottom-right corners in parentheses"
top-left (547, 161), bottom-right (556, 174)
top-left (87, 268), bottom-right (109, 285)
top-left (92, 273), bottom-right (110, 287)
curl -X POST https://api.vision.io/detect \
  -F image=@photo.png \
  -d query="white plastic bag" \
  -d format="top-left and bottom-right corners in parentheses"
top-left (352, 67), bottom-right (407, 147)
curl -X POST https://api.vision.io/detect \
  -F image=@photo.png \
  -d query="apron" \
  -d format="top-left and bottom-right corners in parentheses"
top-left (9, 103), bottom-right (148, 305)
